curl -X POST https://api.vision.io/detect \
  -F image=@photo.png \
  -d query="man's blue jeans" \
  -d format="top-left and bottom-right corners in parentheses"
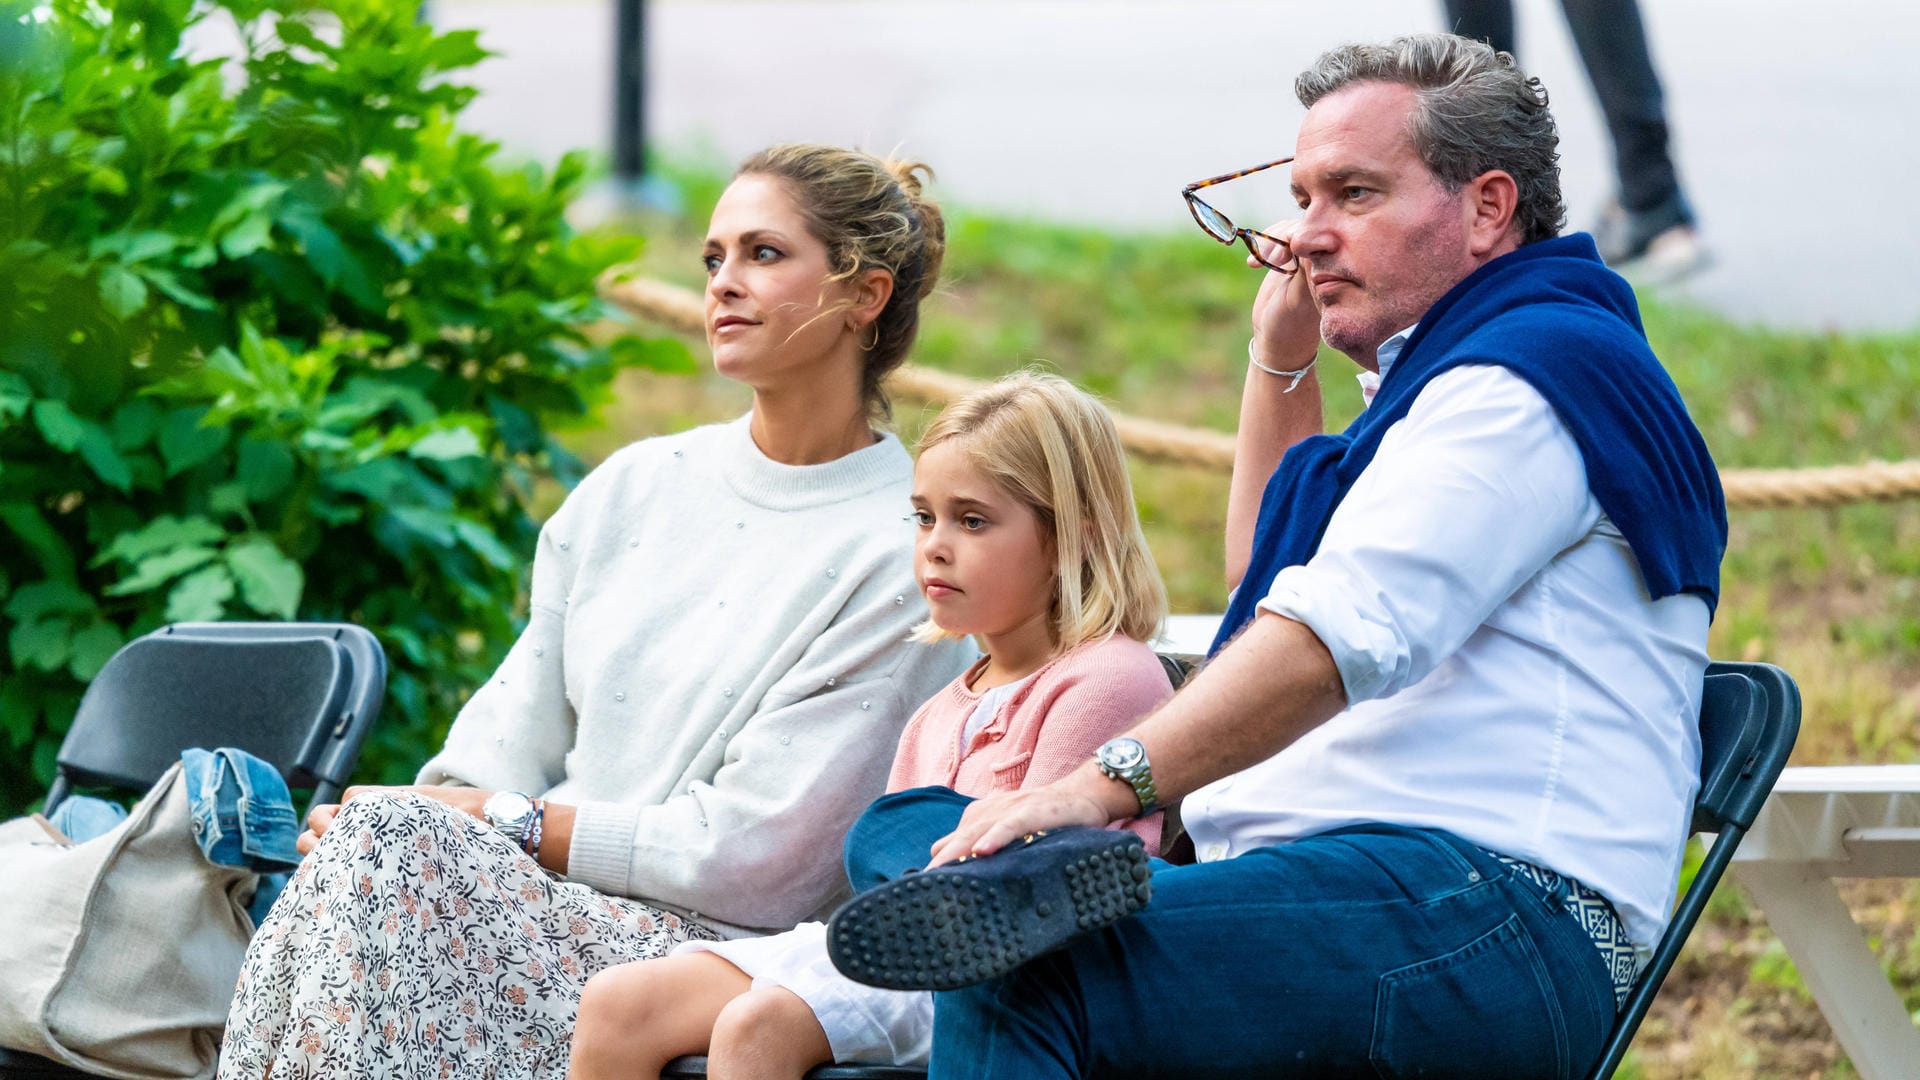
top-left (844, 787), bottom-right (1616, 1079)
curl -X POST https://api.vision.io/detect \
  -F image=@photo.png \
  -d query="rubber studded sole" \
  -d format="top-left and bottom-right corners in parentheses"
top-left (827, 830), bottom-right (1153, 991)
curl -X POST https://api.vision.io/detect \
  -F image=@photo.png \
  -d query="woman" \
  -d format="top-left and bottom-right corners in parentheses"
top-left (219, 145), bottom-right (975, 1079)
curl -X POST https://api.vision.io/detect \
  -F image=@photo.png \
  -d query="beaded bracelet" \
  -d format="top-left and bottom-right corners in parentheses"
top-left (522, 799), bottom-right (546, 861)
top-left (1249, 338), bottom-right (1317, 393)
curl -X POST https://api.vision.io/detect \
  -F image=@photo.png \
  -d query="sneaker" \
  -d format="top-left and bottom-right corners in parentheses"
top-left (1620, 223), bottom-right (1711, 284)
top-left (826, 827), bottom-right (1153, 991)
top-left (1594, 201), bottom-right (1711, 284)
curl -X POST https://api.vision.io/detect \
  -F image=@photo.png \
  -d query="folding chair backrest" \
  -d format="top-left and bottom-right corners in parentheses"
top-left (1158, 652), bottom-right (1199, 691)
top-left (47, 622), bottom-right (386, 814)
top-left (1585, 660), bottom-right (1801, 1079)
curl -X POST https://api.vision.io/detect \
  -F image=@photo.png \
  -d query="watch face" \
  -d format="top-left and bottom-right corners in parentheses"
top-left (1100, 738), bottom-right (1145, 772)
top-left (486, 791), bottom-right (534, 826)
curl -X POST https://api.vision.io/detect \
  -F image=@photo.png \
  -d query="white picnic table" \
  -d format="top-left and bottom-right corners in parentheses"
top-left (1732, 766), bottom-right (1920, 1080)
top-left (1156, 613), bottom-right (1920, 1077)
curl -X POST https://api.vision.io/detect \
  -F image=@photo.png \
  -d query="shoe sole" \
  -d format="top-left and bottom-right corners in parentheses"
top-left (828, 834), bottom-right (1152, 991)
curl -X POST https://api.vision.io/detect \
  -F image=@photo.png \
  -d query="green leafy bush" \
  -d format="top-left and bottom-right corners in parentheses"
top-left (0, 0), bottom-right (691, 813)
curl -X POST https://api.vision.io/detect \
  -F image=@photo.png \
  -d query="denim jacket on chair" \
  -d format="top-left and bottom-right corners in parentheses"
top-left (181, 748), bottom-right (302, 923)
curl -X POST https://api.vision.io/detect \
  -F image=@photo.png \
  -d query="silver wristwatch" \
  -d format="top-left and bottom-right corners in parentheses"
top-left (1094, 736), bottom-right (1159, 815)
top-left (482, 790), bottom-right (538, 845)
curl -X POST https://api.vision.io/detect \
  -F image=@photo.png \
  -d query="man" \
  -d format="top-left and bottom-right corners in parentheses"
top-left (827, 34), bottom-right (1725, 1078)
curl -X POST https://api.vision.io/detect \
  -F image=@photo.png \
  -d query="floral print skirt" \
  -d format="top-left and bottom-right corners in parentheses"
top-left (218, 792), bottom-right (716, 1079)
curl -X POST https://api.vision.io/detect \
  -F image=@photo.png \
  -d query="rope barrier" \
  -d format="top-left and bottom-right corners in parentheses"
top-left (600, 274), bottom-right (1920, 510)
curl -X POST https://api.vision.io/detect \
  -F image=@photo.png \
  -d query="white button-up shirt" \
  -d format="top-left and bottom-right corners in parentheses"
top-left (1184, 331), bottom-right (1710, 957)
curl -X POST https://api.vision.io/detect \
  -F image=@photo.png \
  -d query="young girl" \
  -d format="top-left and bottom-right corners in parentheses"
top-left (567, 372), bottom-right (1173, 1079)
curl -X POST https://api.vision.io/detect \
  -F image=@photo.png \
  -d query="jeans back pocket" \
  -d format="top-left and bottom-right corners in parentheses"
top-left (1369, 914), bottom-right (1569, 1080)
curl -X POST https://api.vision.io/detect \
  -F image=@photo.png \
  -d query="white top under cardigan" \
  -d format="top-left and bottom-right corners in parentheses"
top-left (417, 415), bottom-right (974, 938)
top-left (1185, 334), bottom-right (1710, 961)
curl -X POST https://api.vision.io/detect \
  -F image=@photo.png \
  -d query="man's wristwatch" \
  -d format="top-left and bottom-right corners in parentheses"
top-left (1094, 736), bottom-right (1159, 815)
top-left (482, 790), bottom-right (539, 850)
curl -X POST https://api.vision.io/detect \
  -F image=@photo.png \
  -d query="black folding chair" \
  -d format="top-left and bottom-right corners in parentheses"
top-left (0, 621), bottom-right (388, 1079)
top-left (1584, 659), bottom-right (1800, 1078)
top-left (41, 621), bottom-right (385, 818)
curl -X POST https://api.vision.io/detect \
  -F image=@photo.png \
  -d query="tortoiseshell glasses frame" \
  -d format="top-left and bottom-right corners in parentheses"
top-left (1182, 155), bottom-right (1299, 275)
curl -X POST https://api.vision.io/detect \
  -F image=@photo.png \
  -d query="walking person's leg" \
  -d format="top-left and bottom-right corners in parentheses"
top-left (924, 826), bottom-right (1618, 1080)
top-left (1441, 0), bottom-right (1516, 55)
top-left (1559, 0), bottom-right (1693, 240)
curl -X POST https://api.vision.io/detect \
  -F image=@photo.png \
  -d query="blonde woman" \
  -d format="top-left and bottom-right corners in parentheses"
top-left (567, 373), bottom-right (1172, 1079)
top-left (219, 146), bottom-right (974, 1079)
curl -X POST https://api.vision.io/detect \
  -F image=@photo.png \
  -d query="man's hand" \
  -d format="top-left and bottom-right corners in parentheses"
top-left (1248, 222), bottom-right (1321, 370)
top-left (925, 765), bottom-right (1135, 868)
top-left (295, 784), bottom-right (493, 855)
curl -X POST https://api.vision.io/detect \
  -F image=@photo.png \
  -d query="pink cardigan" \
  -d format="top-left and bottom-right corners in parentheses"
top-left (885, 634), bottom-right (1174, 851)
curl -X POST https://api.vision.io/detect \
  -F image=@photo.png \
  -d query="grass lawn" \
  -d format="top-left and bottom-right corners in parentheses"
top-left (565, 167), bottom-right (1920, 1079)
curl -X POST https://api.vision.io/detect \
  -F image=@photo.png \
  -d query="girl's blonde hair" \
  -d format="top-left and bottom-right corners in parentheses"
top-left (913, 372), bottom-right (1167, 651)
top-left (735, 144), bottom-right (946, 423)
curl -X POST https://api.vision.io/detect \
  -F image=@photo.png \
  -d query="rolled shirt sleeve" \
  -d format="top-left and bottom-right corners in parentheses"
top-left (1258, 364), bottom-right (1602, 704)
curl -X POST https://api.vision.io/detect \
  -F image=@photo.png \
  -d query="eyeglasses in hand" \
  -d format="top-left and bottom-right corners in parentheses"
top-left (1182, 156), bottom-right (1299, 275)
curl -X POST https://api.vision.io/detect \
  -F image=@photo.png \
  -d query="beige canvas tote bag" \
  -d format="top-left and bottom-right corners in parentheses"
top-left (0, 762), bottom-right (256, 1080)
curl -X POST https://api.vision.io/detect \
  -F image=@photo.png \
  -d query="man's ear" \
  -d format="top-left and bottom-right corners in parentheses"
top-left (1464, 169), bottom-right (1521, 255)
top-left (849, 268), bottom-right (895, 332)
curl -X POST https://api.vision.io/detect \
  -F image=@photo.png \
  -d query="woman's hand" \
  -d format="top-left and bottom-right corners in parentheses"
top-left (296, 784), bottom-right (494, 855)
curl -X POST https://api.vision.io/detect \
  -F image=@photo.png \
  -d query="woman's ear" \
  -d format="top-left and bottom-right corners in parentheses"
top-left (849, 268), bottom-right (895, 333)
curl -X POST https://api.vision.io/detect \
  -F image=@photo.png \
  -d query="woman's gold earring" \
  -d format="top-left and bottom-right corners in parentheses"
top-left (861, 323), bottom-right (880, 351)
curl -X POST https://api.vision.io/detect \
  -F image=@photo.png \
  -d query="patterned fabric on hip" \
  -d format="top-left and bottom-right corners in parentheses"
top-left (1491, 852), bottom-right (1639, 1012)
top-left (219, 792), bottom-right (716, 1080)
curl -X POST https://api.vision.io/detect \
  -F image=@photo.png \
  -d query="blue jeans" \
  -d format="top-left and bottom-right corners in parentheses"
top-left (844, 788), bottom-right (1615, 1079)
top-left (182, 747), bottom-right (303, 923)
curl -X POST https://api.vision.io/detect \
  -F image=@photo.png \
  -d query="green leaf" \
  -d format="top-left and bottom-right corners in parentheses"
top-left (8, 618), bottom-right (71, 673)
top-left (0, 503), bottom-right (77, 581)
top-left (157, 408), bottom-right (230, 476)
top-left (0, 371), bottom-right (32, 423)
top-left (450, 517), bottom-right (519, 572)
top-left (385, 506), bottom-right (459, 547)
top-left (99, 264), bottom-right (149, 319)
top-left (237, 439), bottom-right (295, 501)
top-left (110, 399), bottom-right (163, 449)
top-left (164, 564), bottom-right (235, 623)
top-left (31, 399), bottom-right (87, 451)
top-left (93, 514), bottom-right (227, 567)
top-left (67, 619), bottom-right (126, 681)
top-left (0, 677), bottom-right (36, 751)
top-left (208, 481), bottom-right (251, 516)
top-left (226, 537), bottom-right (304, 619)
top-left (219, 210), bottom-right (276, 261)
top-left (104, 546), bottom-right (220, 595)
top-left (138, 267), bottom-right (217, 311)
top-left (406, 426), bottom-right (483, 462)
top-left (419, 29), bottom-right (490, 74)
top-left (3, 580), bottom-right (94, 622)
top-left (88, 231), bottom-right (176, 264)
top-left (76, 427), bottom-right (132, 491)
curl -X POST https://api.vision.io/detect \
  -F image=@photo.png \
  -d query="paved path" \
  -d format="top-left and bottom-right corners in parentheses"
top-left (440, 0), bottom-right (1920, 332)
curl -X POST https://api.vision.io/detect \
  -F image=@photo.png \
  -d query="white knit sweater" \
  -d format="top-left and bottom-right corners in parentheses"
top-left (417, 415), bottom-right (973, 937)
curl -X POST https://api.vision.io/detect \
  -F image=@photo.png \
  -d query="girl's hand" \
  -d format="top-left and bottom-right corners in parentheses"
top-left (295, 784), bottom-right (494, 855)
